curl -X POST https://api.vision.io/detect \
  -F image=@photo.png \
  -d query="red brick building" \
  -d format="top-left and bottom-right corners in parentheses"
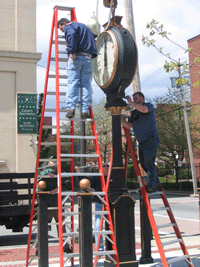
top-left (188, 34), bottom-right (200, 178)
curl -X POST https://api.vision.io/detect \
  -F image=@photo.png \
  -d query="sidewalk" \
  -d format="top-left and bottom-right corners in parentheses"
top-left (0, 234), bottom-right (199, 266)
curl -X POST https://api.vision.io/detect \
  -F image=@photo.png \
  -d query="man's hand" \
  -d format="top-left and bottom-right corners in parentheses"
top-left (70, 54), bottom-right (76, 60)
top-left (49, 188), bottom-right (58, 195)
top-left (49, 172), bottom-right (55, 178)
top-left (125, 96), bottom-right (133, 105)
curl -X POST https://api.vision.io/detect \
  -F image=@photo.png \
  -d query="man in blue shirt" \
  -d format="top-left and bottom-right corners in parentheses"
top-left (121, 92), bottom-right (162, 192)
top-left (58, 18), bottom-right (97, 119)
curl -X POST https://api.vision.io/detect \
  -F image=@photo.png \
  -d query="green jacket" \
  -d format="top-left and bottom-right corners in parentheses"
top-left (38, 168), bottom-right (71, 207)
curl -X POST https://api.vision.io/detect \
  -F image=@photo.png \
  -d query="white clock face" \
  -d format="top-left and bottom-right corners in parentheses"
top-left (93, 31), bottom-right (118, 88)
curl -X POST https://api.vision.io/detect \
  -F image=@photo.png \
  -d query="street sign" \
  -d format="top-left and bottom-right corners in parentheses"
top-left (17, 93), bottom-right (37, 134)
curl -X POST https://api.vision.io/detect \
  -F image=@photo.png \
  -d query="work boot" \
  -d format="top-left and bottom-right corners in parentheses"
top-left (81, 112), bottom-right (90, 119)
top-left (66, 109), bottom-right (75, 119)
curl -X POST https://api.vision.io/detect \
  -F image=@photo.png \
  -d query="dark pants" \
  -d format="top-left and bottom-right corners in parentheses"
top-left (139, 136), bottom-right (160, 189)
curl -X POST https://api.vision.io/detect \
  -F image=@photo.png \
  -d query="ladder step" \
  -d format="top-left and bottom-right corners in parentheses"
top-left (51, 57), bottom-right (68, 62)
top-left (61, 153), bottom-right (99, 158)
top-left (61, 117), bottom-right (93, 122)
top-left (93, 230), bottom-right (112, 235)
top-left (148, 191), bottom-right (164, 196)
top-left (49, 74), bottom-right (68, 79)
top-left (152, 206), bottom-right (170, 212)
top-left (167, 255), bottom-right (191, 265)
top-left (43, 125), bottom-right (71, 130)
top-left (61, 173), bottom-right (102, 177)
top-left (93, 211), bottom-right (109, 215)
top-left (54, 5), bottom-right (75, 11)
top-left (47, 91), bottom-right (66, 96)
top-left (63, 232), bottom-right (79, 237)
top-left (45, 108), bottom-right (68, 112)
top-left (62, 211), bottom-right (79, 216)
top-left (93, 250), bottom-right (115, 256)
top-left (60, 135), bottom-right (95, 140)
top-left (41, 141), bottom-right (71, 145)
top-left (53, 40), bottom-right (67, 45)
top-left (162, 238), bottom-right (182, 247)
top-left (157, 223), bottom-right (176, 229)
top-left (59, 83), bottom-right (68, 86)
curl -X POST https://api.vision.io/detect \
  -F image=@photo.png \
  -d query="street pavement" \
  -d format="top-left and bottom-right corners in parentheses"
top-left (0, 192), bottom-right (199, 266)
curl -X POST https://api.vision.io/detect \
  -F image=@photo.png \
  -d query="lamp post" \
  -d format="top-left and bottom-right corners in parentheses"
top-left (170, 60), bottom-right (197, 195)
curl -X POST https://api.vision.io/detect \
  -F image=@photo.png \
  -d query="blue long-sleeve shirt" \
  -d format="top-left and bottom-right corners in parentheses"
top-left (64, 22), bottom-right (97, 58)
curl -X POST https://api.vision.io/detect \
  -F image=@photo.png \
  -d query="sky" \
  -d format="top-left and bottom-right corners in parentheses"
top-left (36, 0), bottom-right (200, 103)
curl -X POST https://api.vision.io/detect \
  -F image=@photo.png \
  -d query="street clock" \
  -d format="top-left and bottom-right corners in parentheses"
top-left (93, 26), bottom-right (138, 107)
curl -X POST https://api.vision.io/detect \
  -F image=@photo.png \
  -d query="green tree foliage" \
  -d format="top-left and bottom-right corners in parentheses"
top-left (142, 19), bottom-right (200, 87)
top-left (92, 97), bottom-right (112, 163)
top-left (153, 88), bottom-right (200, 187)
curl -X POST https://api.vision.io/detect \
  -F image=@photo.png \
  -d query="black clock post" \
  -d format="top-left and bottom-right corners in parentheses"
top-left (104, 106), bottom-right (138, 267)
top-left (93, 25), bottom-right (139, 266)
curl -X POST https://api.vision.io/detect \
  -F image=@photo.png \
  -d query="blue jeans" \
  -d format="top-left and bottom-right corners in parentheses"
top-left (66, 55), bottom-right (93, 113)
top-left (139, 136), bottom-right (160, 189)
top-left (94, 202), bottom-right (104, 251)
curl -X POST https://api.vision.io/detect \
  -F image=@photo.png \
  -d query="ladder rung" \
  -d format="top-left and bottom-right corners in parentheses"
top-left (59, 83), bottom-right (68, 86)
top-left (93, 230), bottom-right (112, 235)
top-left (93, 211), bottom-right (109, 215)
top-left (167, 255), bottom-right (191, 265)
top-left (54, 5), bottom-right (75, 11)
top-left (93, 250), bottom-right (115, 256)
top-left (47, 91), bottom-right (66, 96)
top-left (53, 40), bottom-right (67, 45)
top-left (59, 51), bottom-right (67, 54)
top-left (59, 67), bottom-right (67, 71)
top-left (148, 191), bottom-right (164, 196)
top-left (61, 153), bottom-right (99, 158)
top-left (62, 192), bottom-right (77, 196)
top-left (63, 232), bottom-right (78, 237)
top-left (61, 173), bottom-right (102, 177)
top-left (60, 135), bottom-right (95, 140)
top-left (152, 207), bottom-right (170, 212)
top-left (63, 252), bottom-right (79, 257)
top-left (45, 108), bottom-right (68, 112)
top-left (62, 211), bottom-right (79, 216)
top-left (37, 162), bottom-right (58, 170)
top-left (49, 74), bottom-right (68, 79)
top-left (157, 223), bottom-right (176, 229)
top-left (43, 125), bottom-right (71, 130)
top-left (162, 238), bottom-right (182, 247)
top-left (51, 57), bottom-right (68, 62)
top-left (41, 141), bottom-right (71, 145)
top-left (60, 117), bottom-right (93, 122)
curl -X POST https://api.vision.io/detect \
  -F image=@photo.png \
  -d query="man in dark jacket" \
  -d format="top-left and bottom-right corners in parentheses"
top-left (121, 92), bottom-right (162, 193)
top-left (57, 18), bottom-right (97, 119)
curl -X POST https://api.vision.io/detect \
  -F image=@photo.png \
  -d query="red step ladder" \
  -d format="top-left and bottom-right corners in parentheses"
top-left (25, 5), bottom-right (119, 267)
top-left (123, 126), bottom-right (194, 267)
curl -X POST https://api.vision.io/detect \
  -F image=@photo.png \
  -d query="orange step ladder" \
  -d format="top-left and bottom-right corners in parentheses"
top-left (123, 126), bottom-right (194, 267)
top-left (25, 5), bottom-right (119, 267)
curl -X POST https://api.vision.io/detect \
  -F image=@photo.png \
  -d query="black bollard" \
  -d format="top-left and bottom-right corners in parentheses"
top-left (139, 192), bottom-right (153, 264)
top-left (78, 192), bottom-right (93, 267)
top-left (37, 192), bottom-right (49, 267)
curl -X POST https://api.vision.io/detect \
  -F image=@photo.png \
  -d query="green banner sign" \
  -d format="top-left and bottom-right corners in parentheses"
top-left (17, 93), bottom-right (37, 134)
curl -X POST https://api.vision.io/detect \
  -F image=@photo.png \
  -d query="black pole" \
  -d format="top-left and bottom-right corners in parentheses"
top-left (105, 108), bottom-right (138, 267)
top-left (78, 192), bottom-right (93, 267)
top-left (139, 192), bottom-right (153, 264)
top-left (37, 192), bottom-right (49, 267)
